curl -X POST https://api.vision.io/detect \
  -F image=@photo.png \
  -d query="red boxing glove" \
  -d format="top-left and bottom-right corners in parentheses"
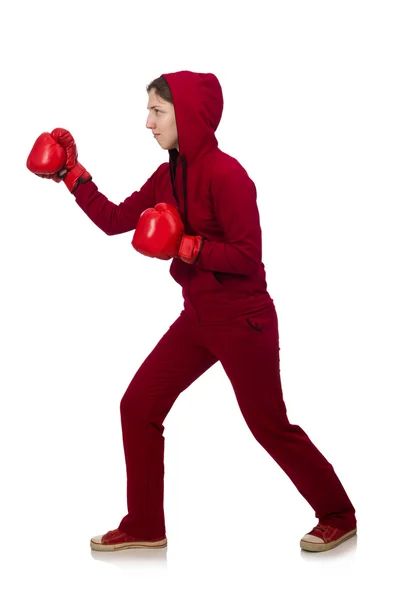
top-left (27, 128), bottom-right (92, 192)
top-left (50, 128), bottom-right (92, 193)
top-left (26, 132), bottom-right (68, 181)
top-left (132, 203), bottom-right (204, 264)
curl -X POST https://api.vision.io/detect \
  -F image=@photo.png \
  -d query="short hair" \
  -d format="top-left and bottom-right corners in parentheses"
top-left (146, 76), bottom-right (173, 104)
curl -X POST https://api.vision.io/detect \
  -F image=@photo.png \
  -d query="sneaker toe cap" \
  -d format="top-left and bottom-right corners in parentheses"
top-left (301, 534), bottom-right (325, 544)
top-left (91, 535), bottom-right (104, 544)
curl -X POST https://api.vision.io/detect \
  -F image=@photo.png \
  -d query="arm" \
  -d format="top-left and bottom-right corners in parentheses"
top-left (194, 167), bottom-right (263, 275)
top-left (26, 127), bottom-right (159, 236)
top-left (52, 127), bottom-right (159, 235)
top-left (73, 173), bottom-right (158, 236)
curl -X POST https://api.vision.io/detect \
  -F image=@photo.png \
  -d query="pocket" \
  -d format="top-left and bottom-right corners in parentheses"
top-left (246, 317), bottom-right (263, 332)
top-left (212, 272), bottom-right (224, 286)
top-left (245, 303), bottom-right (277, 333)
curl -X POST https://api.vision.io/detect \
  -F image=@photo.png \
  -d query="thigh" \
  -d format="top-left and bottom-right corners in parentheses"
top-left (203, 302), bottom-right (287, 428)
top-left (120, 312), bottom-right (219, 425)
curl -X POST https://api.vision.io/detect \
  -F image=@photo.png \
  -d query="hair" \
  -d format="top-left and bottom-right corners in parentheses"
top-left (146, 76), bottom-right (173, 104)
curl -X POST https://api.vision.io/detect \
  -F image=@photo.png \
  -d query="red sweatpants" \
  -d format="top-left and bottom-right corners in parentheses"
top-left (118, 299), bottom-right (356, 538)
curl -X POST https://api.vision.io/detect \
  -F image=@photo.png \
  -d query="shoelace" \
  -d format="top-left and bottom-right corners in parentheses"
top-left (310, 523), bottom-right (329, 536)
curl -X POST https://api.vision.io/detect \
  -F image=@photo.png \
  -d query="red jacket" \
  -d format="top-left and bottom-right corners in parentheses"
top-left (73, 70), bottom-right (272, 324)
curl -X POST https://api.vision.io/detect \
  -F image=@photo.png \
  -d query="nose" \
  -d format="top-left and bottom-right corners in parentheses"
top-left (146, 115), bottom-right (155, 129)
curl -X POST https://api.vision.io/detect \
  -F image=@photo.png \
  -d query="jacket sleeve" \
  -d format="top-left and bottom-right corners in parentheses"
top-left (194, 167), bottom-right (263, 275)
top-left (72, 169), bottom-right (159, 235)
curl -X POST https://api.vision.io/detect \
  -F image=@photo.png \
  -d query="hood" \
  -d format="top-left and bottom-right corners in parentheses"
top-left (161, 70), bottom-right (224, 165)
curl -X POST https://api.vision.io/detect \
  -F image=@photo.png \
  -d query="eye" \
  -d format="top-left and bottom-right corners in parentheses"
top-left (155, 109), bottom-right (161, 115)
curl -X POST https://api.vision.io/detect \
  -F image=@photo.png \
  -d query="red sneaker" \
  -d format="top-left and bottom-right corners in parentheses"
top-left (90, 528), bottom-right (167, 552)
top-left (300, 522), bottom-right (357, 552)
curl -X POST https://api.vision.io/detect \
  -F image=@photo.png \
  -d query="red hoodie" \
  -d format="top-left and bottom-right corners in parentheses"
top-left (73, 70), bottom-right (272, 325)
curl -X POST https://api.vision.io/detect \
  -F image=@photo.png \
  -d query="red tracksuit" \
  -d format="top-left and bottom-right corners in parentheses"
top-left (73, 70), bottom-right (356, 538)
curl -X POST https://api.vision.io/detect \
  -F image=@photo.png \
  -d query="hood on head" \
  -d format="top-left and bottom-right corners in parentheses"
top-left (161, 70), bottom-right (224, 164)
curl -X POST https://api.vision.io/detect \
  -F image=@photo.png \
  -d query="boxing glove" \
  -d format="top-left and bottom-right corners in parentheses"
top-left (49, 128), bottom-right (92, 192)
top-left (26, 128), bottom-right (92, 192)
top-left (132, 203), bottom-right (204, 264)
top-left (26, 132), bottom-right (68, 181)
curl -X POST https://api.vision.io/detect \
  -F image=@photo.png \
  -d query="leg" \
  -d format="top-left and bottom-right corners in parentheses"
top-left (203, 302), bottom-right (356, 530)
top-left (118, 312), bottom-right (218, 538)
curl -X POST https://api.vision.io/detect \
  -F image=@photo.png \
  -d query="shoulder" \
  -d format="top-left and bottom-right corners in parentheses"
top-left (207, 149), bottom-right (256, 192)
top-left (208, 149), bottom-right (252, 181)
top-left (209, 149), bottom-right (244, 173)
top-left (142, 162), bottom-right (169, 186)
top-left (153, 162), bottom-right (170, 178)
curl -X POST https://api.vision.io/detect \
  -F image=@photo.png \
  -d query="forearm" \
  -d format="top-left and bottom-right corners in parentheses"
top-left (26, 129), bottom-right (157, 235)
top-left (73, 179), bottom-right (155, 236)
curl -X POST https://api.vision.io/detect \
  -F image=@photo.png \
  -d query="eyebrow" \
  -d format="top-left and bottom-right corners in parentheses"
top-left (147, 105), bottom-right (163, 110)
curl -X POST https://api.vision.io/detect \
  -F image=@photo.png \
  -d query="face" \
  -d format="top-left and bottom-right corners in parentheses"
top-left (146, 89), bottom-right (179, 151)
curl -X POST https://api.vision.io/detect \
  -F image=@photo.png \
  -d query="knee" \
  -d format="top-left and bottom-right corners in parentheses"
top-left (120, 385), bottom-right (145, 421)
top-left (120, 392), bottom-right (165, 436)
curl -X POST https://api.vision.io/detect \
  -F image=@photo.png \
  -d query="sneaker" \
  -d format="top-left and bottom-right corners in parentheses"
top-left (90, 528), bottom-right (167, 552)
top-left (300, 522), bottom-right (357, 552)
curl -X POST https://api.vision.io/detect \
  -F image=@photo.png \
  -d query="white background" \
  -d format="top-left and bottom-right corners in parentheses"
top-left (1, 0), bottom-right (396, 598)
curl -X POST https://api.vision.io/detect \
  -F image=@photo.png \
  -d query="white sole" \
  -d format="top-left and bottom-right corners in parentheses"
top-left (90, 536), bottom-right (167, 551)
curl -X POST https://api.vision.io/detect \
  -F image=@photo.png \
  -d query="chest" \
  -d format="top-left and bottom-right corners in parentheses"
top-left (156, 163), bottom-right (224, 239)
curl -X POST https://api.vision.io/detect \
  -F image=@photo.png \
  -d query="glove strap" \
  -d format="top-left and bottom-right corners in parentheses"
top-left (178, 235), bottom-right (204, 264)
top-left (60, 162), bottom-right (92, 193)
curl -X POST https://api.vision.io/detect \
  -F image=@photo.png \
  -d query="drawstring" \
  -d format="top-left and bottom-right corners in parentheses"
top-left (168, 152), bottom-right (205, 262)
top-left (168, 152), bottom-right (191, 234)
top-left (180, 155), bottom-right (189, 233)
